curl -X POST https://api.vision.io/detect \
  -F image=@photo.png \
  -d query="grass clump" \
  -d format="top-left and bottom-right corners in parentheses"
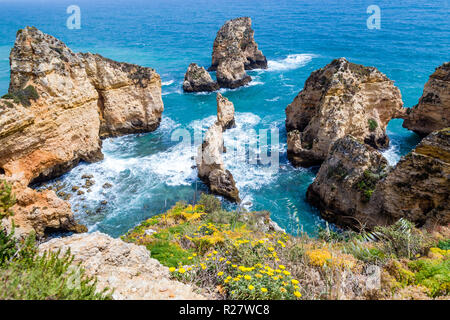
top-left (2, 85), bottom-right (39, 107)
top-left (368, 118), bottom-right (378, 132)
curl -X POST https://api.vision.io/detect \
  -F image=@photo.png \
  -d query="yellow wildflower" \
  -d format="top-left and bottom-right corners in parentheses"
top-left (294, 291), bottom-right (302, 298)
top-left (248, 285), bottom-right (255, 290)
top-left (261, 288), bottom-right (268, 293)
top-left (244, 275), bottom-right (252, 280)
top-left (291, 279), bottom-right (299, 285)
top-left (178, 267), bottom-right (186, 274)
top-left (278, 265), bottom-right (285, 270)
top-left (169, 267), bottom-right (176, 272)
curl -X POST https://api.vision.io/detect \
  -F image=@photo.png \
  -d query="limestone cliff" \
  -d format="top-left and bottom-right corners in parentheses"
top-left (39, 232), bottom-right (205, 300)
top-left (0, 27), bottom-right (164, 236)
top-left (306, 136), bottom-right (390, 230)
top-left (307, 129), bottom-right (450, 230)
top-left (182, 63), bottom-right (219, 92)
top-left (208, 17), bottom-right (267, 89)
top-left (286, 58), bottom-right (405, 167)
top-left (369, 128), bottom-right (450, 228)
top-left (403, 62), bottom-right (450, 136)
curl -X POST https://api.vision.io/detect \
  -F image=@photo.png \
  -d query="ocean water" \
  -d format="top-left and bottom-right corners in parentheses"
top-left (0, 0), bottom-right (448, 237)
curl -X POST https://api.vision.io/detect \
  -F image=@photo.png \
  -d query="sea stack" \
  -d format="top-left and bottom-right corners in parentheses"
top-left (216, 93), bottom-right (235, 130)
top-left (208, 17), bottom-right (267, 89)
top-left (0, 27), bottom-right (164, 237)
top-left (403, 62), bottom-right (450, 136)
top-left (286, 58), bottom-right (405, 167)
top-left (182, 63), bottom-right (219, 93)
top-left (196, 95), bottom-right (239, 203)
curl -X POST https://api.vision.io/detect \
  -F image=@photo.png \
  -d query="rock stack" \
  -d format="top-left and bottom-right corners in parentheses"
top-left (196, 94), bottom-right (239, 202)
top-left (285, 58), bottom-right (405, 167)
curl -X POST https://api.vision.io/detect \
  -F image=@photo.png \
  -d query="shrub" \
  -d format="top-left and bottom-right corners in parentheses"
top-left (198, 193), bottom-right (222, 213)
top-left (372, 219), bottom-right (425, 259)
top-left (368, 119), bottom-right (378, 132)
top-left (0, 180), bottom-right (15, 220)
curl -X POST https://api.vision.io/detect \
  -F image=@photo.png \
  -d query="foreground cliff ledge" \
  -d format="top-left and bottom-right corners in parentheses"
top-left (0, 26), bottom-right (164, 236)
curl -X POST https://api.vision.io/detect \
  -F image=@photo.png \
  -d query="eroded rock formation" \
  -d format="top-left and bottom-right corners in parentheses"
top-left (0, 27), bottom-right (164, 236)
top-left (208, 17), bottom-right (267, 89)
top-left (307, 128), bottom-right (450, 230)
top-left (39, 232), bottom-right (206, 300)
top-left (403, 62), bottom-right (450, 136)
top-left (306, 136), bottom-right (390, 229)
top-left (369, 128), bottom-right (450, 228)
top-left (216, 92), bottom-right (235, 130)
top-left (182, 63), bottom-right (219, 93)
top-left (196, 95), bottom-right (240, 202)
top-left (286, 58), bottom-right (405, 167)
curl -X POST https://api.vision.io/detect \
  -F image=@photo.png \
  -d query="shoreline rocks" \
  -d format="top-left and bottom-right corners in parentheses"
top-left (307, 128), bottom-right (450, 230)
top-left (403, 62), bottom-right (450, 136)
top-left (38, 232), bottom-right (206, 300)
top-left (0, 27), bottom-right (164, 236)
top-left (286, 58), bottom-right (405, 167)
top-left (182, 63), bottom-right (219, 93)
top-left (208, 17), bottom-right (267, 89)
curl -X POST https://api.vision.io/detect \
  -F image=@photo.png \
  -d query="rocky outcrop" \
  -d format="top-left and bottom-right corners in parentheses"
top-left (182, 63), bottom-right (219, 92)
top-left (286, 58), bottom-right (405, 167)
top-left (307, 128), bottom-right (450, 230)
top-left (369, 128), bottom-right (450, 228)
top-left (0, 27), bottom-right (164, 236)
top-left (196, 122), bottom-right (240, 203)
top-left (403, 62), bottom-right (450, 136)
top-left (38, 232), bottom-right (206, 300)
top-left (216, 92), bottom-right (235, 130)
top-left (306, 136), bottom-right (390, 229)
top-left (208, 17), bottom-right (267, 89)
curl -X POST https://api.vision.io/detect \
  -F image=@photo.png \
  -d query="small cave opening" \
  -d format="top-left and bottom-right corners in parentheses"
top-left (43, 227), bottom-right (74, 240)
top-left (0, 167), bottom-right (5, 175)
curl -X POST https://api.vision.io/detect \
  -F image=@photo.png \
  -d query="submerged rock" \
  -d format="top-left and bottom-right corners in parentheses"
top-left (216, 92), bottom-right (235, 130)
top-left (307, 128), bottom-right (450, 230)
top-left (286, 58), bottom-right (405, 167)
top-left (209, 17), bottom-right (267, 89)
top-left (0, 27), bottom-right (164, 237)
top-left (39, 232), bottom-right (206, 300)
top-left (182, 63), bottom-right (219, 92)
top-left (403, 62), bottom-right (450, 136)
top-left (196, 122), bottom-right (240, 203)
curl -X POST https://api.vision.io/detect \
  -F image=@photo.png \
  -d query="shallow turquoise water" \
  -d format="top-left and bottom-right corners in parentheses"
top-left (0, 0), bottom-right (448, 237)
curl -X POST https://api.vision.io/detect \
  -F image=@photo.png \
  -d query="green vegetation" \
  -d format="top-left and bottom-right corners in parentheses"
top-left (2, 85), bottom-right (39, 107)
top-left (0, 180), bottom-right (15, 220)
top-left (123, 194), bottom-right (449, 300)
top-left (326, 162), bottom-right (348, 181)
top-left (368, 118), bottom-right (378, 132)
top-left (0, 180), bottom-right (111, 300)
top-left (355, 169), bottom-right (381, 202)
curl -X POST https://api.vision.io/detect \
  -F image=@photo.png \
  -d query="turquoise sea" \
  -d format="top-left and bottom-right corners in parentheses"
top-left (0, 0), bottom-right (449, 237)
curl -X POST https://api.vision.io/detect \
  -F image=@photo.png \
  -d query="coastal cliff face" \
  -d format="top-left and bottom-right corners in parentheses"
top-left (0, 27), bottom-right (163, 236)
top-left (306, 136), bottom-right (390, 229)
top-left (307, 128), bottom-right (450, 230)
top-left (403, 62), bottom-right (450, 136)
top-left (39, 232), bottom-right (205, 300)
top-left (369, 128), bottom-right (450, 228)
top-left (182, 63), bottom-right (219, 93)
top-left (209, 17), bottom-right (267, 89)
top-left (286, 58), bottom-right (405, 167)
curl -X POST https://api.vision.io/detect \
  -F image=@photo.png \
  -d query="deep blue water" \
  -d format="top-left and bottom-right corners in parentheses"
top-left (0, 0), bottom-right (448, 237)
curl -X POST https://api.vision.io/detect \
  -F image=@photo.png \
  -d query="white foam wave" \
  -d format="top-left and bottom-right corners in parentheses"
top-left (382, 144), bottom-right (401, 166)
top-left (267, 54), bottom-right (316, 71)
top-left (265, 97), bottom-right (280, 102)
top-left (162, 80), bottom-right (174, 86)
